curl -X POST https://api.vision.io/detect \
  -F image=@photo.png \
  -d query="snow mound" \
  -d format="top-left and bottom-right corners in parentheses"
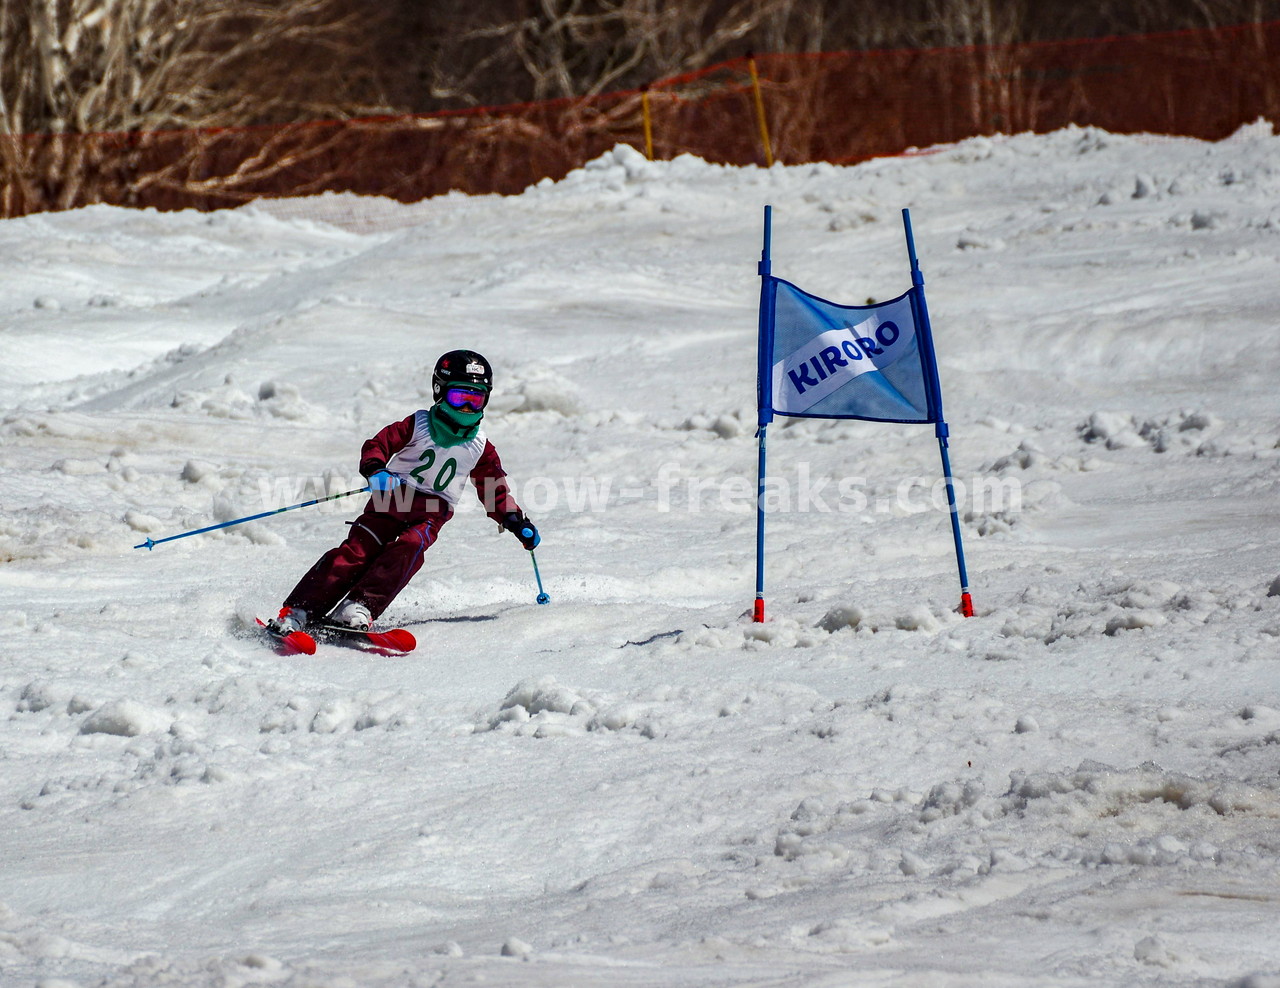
top-left (79, 700), bottom-right (174, 737)
top-left (817, 602), bottom-right (956, 634)
top-left (259, 690), bottom-right (418, 734)
top-left (481, 677), bottom-right (664, 738)
top-left (502, 368), bottom-right (584, 415)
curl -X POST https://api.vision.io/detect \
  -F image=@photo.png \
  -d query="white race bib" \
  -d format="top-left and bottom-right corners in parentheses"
top-left (384, 411), bottom-right (488, 504)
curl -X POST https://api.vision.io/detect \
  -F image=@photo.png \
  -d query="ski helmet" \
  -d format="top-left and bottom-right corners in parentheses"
top-left (432, 349), bottom-right (492, 403)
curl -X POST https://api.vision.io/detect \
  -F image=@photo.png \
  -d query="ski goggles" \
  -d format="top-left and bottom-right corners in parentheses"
top-left (443, 386), bottom-right (488, 412)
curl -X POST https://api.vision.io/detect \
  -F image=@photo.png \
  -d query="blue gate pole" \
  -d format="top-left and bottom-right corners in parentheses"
top-left (902, 208), bottom-right (973, 616)
top-left (754, 205), bottom-right (774, 623)
top-left (754, 427), bottom-right (768, 623)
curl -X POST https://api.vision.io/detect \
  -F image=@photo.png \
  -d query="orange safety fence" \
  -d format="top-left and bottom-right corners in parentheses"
top-left (2, 20), bottom-right (1277, 219)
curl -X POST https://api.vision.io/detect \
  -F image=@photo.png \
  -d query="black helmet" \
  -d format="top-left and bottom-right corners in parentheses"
top-left (432, 349), bottom-right (492, 402)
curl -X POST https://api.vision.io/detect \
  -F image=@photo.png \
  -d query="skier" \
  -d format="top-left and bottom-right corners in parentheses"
top-left (266, 350), bottom-right (539, 636)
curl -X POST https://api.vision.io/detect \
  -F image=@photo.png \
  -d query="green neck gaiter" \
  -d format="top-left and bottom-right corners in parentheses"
top-left (428, 402), bottom-right (482, 447)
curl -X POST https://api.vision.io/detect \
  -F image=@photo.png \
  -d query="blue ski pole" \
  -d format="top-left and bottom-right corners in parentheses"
top-left (522, 528), bottom-right (550, 605)
top-left (133, 485), bottom-right (370, 551)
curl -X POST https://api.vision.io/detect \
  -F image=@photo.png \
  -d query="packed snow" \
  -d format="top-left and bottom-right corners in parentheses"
top-left (1, 124), bottom-right (1279, 987)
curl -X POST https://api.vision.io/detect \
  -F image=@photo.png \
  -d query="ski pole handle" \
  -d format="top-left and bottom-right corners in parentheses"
top-left (133, 485), bottom-right (370, 550)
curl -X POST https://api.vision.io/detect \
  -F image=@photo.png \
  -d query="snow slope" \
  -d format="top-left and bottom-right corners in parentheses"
top-left (1, 124), bottom-right (1279, 987)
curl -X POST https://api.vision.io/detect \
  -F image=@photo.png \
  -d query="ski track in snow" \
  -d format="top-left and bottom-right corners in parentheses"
top-left (1, 126), bottom-right (1279, 987)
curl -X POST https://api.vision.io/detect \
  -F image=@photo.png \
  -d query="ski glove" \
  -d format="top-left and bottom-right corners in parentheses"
top-left (368, 470), bottom-right (402, 492)
top-left (503, 511), bottom-right (540, 550)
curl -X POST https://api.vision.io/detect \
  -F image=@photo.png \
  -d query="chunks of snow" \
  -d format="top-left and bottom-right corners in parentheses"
top-left (79, 700), bottom-right (173, 737)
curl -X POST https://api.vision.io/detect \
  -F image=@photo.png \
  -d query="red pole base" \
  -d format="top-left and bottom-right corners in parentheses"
top-left (959, 591), bottom-right (974, 618)
top-left (752, 598), bottom-right (765, 623)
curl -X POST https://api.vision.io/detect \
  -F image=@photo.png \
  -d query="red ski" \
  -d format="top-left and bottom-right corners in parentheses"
top-left (256, 618), bottom-right (317, 655)
top-left (316, 624), bottom-right (417, 653)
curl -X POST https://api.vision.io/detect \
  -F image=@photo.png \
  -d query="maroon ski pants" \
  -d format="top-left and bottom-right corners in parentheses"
top-left (284, 489), bottom-right (450, 621)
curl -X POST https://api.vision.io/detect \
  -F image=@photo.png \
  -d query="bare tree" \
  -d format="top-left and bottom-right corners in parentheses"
top-left (0, 0), bottom-right (393, 135)
top-left (375, 0), bottom-right (1280, 116)
top-left (391, 0), bottom-right (854, 108)
top-left (0, 0), bottom-right (395, 213)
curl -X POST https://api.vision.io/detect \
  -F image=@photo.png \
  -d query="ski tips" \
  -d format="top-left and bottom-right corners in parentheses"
top-left (283, 631), bottom-right (318, 655)
top-left (370, 628), bottom-right (416, 652)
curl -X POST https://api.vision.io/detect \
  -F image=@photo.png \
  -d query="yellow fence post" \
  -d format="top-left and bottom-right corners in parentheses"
top-left (641, 84), bottom-right (654, 161)
top-left (747, 53), bottom-right (775, 167)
